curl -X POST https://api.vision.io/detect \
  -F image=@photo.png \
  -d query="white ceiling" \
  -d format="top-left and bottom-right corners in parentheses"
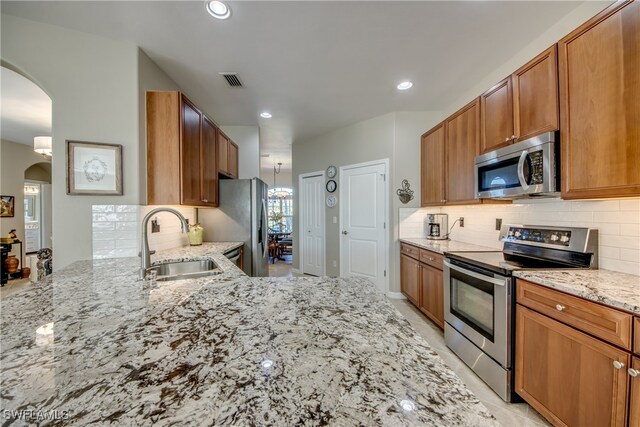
top-left (0, 66), bottom-right (52, 146)
top-left (1, 1), bottom-right (585, 173)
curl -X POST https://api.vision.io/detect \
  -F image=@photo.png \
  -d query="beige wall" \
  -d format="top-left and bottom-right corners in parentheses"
top-left (293, 111), bottom-right (440, 293)
top-left (2, 14), bottom-right (139, 269)
top-left (293, 113), bottom-right (395, 277)
top-left (0, 139), bottom-right (52, 262)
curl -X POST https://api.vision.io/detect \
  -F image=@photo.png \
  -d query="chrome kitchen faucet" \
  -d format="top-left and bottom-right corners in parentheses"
top-left (140, 207), bottom-right (189, 278)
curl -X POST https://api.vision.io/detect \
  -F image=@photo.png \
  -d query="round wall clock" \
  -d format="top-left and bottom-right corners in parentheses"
top-left (326, 165), bottom-right (337, 179)
top-left (326, 180), bottom-right (337, 193)
top-left (326, 195), bottom-right (337, 207)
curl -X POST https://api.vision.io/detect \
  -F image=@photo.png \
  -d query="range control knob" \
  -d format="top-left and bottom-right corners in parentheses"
top-left (514, 231), bottom-right (522, 238)
top-left (550, 234), bottom-right (559, 242)
top-left (560, 235), bottom-right (570, 243)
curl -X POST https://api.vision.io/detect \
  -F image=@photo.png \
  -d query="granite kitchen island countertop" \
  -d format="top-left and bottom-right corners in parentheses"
top-left (1, 242), bottom-right (498, 426)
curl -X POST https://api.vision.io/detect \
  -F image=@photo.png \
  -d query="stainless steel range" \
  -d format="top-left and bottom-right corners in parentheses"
top-left (443, 225), bottom-right (598, 402)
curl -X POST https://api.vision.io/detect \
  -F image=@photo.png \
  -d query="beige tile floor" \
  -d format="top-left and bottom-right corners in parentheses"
top-left (390, 299), bottom-right (551, 427)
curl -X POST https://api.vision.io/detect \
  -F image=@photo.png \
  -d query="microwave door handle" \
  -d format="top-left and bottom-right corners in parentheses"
top-left (444, 260), bottom-right (506, 286)
top-left (517, 151), bottom-right (530, 191)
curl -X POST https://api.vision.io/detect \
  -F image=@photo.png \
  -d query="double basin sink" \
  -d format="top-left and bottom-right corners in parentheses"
top-left (144, 259), bottom-right (221, 282)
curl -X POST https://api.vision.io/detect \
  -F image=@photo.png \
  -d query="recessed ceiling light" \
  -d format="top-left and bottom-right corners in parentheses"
top-left (206, 1), bottom-right (231, 20)
top-left (260, 112), bottom-right (272, 118)
top-left (397, 81), bottom-right (413, 90)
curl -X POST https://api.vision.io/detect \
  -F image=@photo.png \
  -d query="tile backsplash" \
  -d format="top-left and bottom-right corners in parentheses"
top-left (92, 205), bottom-right (196, 259)
top-left (399, 198), bottom-right (640, 276)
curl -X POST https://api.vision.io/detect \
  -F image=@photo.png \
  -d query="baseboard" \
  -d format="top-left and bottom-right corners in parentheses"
top-left (291, 268), bottom-right (302, 274)
top-left (386, 291), bottom-right (406, 300)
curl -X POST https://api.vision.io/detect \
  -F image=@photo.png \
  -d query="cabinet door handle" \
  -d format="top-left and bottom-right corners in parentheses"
top-left (629, 368), bottom-right (639, 377)
top-left (202, 199), bottom-right (208, 203)
top-left (505, 137), bottom-right (511, 142)
top-left (510, 135), bottom-right (518, 140)
top-left (613, 361), bottom-right (625, 370)
top-left (555, 304), bottom-right (565, 312)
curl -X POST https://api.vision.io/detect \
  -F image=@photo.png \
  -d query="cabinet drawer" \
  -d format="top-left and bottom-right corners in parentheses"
top-left (517, 279), bottom-right (633, 350)
top-left (400, 243), bottom-right (420, 260)
top-left (420, 249), bottom-right (443, 270)
top-left (635, 317), bottom-right (640, 356)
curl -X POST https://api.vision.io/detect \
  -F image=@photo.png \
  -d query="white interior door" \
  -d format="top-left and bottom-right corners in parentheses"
top-left (340, 160), bottom-right (387, 292)
top-left (301, 173), bottom-right (325, 276)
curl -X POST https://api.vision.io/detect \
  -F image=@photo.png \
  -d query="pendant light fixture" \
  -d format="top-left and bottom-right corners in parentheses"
top-left (33, 136), bottom-right (52, 157)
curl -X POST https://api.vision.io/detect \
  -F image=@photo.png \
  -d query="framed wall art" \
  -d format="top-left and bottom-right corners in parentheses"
top-left (67, 140), bottom-right (123, 195)
top-left (0, 195), bottom-right (15, 217)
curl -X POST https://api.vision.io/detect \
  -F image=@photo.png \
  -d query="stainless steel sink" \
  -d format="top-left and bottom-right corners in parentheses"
top-left (144, 259), bottom-right (221, 282)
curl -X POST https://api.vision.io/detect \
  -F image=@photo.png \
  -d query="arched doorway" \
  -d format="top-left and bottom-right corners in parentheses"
top-left (24, 162), bottom-right (52, 253)
top-left (0, 65), bottom-right (53, 284)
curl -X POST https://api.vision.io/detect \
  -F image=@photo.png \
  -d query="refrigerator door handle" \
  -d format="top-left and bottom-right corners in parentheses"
top-left (262, 198), bottom-right (268, 258)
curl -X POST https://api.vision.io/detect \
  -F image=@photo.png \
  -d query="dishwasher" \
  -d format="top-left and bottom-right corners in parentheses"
top-left (223, 247), bottom-right (242, 269)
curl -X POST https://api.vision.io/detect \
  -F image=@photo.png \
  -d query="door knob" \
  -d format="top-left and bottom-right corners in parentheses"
top-left (613, 361), bottom-right (625, 369)
top-left (342, 230), bottom-right (349, 235)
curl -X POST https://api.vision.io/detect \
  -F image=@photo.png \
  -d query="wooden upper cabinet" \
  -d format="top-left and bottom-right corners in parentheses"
top-left (513, 45), bottom-right (559, 142)
top-left (146, 91), bottom-right (219, 207)
top-left (559, 0), bottom-right (640, 199)
top-left (445, 98), bottom-right (481, 204)
top-left (201, 116), bottom-right (218, 207)
top-left (480, 77), bottom-right (514, 153)
top-left (420, 123), bottom-right (446, 206)
top-left (516, 304), bottom-right (630, 427)
top-left (217, 130), bottom-right (229, 175)
top-left (228, 141), bottom-right (239, 178)
top-left (180, 95), bottom-right (203, 206)
top-left (480, 45), bottom-right (559, 154)
top-left (147, 91), bottom-right (181, 205)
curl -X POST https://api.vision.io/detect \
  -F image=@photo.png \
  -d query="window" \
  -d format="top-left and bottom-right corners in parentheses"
top-left (268, 187), bottom-right (293, 233)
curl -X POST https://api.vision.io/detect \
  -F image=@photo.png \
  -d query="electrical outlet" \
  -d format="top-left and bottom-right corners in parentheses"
top-left (332, 260), bottom-right (337, 268)
top-left (495, 218), bottom-right (503, 231)
top-left (333, 216), bottom-right (337, 224)
top-left (459, 217), bottom-right (464, 228)
top-left (151, 218), bottom-right (160, 233)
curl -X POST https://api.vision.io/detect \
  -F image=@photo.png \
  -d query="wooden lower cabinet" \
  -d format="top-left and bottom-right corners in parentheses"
top-left (400, 253), bottom-right (420, 305)
top-left (419, 263), bottom-right (444, 328)
top-left (630, 357), bottom-right (640, 427)
top-left (400, 244), bottom-right (444, 330)
top-left (516, 304), bottom-right (630, 427)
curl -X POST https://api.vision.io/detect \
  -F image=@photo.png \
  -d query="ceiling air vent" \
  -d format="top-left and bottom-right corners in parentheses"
top-left (219, 72), bottom-right (243, 88)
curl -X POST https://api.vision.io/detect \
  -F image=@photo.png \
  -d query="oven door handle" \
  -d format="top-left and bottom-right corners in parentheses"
top-left (444, 260), bottom-right (506, 286)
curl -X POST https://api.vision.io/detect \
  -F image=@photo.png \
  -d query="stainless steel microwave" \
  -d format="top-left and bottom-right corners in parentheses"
top-left (474, 132), bottom-right (559, 199)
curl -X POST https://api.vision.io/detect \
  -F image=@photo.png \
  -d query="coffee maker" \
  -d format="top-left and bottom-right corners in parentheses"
top-left (426, 213), bottom-right (448, 240)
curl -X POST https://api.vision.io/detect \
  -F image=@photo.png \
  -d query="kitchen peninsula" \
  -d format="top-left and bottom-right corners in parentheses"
top-left (0, 243), bottom-right (498, 426)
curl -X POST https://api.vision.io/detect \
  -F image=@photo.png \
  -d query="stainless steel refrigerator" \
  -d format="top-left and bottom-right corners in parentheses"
top-left (199, 178), bottom-right (269, 277)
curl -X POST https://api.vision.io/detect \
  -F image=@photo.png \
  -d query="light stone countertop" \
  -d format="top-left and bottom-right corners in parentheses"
top-left (513, 269), bottom-right (640, 315)
top-left (0, 242), bottom-right (499, 426)
top-left (400, 238), bottom-right (498, 254)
